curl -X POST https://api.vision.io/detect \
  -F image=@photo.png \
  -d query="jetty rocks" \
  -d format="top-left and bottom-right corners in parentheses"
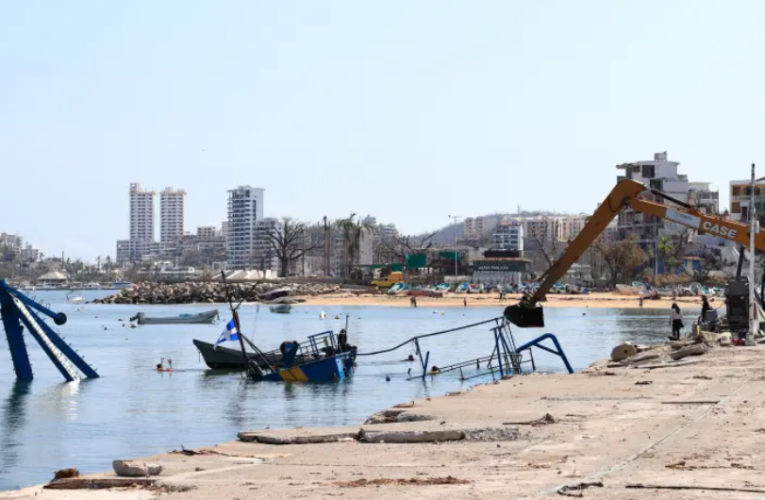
top-left (92, 282), bottom-right (342, 305)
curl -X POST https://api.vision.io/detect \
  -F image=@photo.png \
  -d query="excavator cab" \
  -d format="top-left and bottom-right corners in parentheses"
top-left (504, 302), bottom-right (545, 328)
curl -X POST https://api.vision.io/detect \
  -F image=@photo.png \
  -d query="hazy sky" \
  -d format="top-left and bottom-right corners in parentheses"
top-left (1, 1), bottom-right (764, 261)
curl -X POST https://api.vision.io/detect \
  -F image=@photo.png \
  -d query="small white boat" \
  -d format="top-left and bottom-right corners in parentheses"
top-left (66, 292), bottom-right (85, 304)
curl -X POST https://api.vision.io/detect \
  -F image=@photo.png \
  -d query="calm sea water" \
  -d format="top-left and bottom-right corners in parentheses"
top-left (0, 290), bottom-right (698, 490)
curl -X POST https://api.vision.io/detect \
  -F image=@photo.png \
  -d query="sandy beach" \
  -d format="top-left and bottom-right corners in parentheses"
top-left (7, 339), bottom-right (765, 500)
top-left (301, 291), bottom-right (714, 311)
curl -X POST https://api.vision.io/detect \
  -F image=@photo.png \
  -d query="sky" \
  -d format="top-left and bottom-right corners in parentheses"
top-left (2, 1), bottom-right (765, 261)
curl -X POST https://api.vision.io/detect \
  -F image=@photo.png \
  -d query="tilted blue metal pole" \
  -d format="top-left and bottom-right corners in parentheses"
top-left (0, 281), bottom-right (67, 325)
top-left (1, 294), bottom-right (33, 380)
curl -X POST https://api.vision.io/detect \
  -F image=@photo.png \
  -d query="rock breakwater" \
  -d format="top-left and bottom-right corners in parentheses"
top-left (92, 282), bottom-right (343, 305)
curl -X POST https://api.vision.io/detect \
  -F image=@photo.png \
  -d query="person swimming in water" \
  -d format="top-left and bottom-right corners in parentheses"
top-left (156, 358), bottom-right (174, 372)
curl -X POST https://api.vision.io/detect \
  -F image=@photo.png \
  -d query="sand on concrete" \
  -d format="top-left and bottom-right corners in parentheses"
top-left (303, 291), bottom-right (716, 310)
top-left (7, 342), bottom-right (765, 500)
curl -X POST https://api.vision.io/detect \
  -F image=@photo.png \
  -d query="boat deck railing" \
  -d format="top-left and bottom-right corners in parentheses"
top-left (255, 330), bottom-right (338, 360)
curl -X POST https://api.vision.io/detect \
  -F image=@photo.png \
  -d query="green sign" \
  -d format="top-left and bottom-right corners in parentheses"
top-left (439, 251), bottom-right (463, 261)
top-left (405, 254), bottom-right (427, 269)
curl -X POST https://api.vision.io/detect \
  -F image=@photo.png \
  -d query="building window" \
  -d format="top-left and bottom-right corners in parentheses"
top-left (642, 165), bottom-right (655, 178)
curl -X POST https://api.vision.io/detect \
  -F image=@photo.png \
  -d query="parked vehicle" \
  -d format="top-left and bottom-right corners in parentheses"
top-left (372, 271), bottom-right (405, 288)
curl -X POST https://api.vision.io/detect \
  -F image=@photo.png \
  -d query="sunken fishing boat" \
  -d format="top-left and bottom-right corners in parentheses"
top-left (216, 272), bottom-right (356, 382)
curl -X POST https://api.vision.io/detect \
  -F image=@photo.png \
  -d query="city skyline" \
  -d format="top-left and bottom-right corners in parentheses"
top-left (0, 171), bottom-right (730, 265)
top-left (3, 1), bottom-right (764, 261)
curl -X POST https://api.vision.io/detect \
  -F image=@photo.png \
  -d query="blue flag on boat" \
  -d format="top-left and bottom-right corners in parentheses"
top-left (214, 319), bottom-right (239, 349)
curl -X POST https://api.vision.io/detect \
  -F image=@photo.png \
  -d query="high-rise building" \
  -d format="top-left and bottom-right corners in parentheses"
top-left (118, 182), bottom-right (156, 263)
top-left (226, 185), bottom-right (265, 270)
top-left (160, 187), bottom-right (186, 243)
top-left (129, 183), bottom-right (155, 242)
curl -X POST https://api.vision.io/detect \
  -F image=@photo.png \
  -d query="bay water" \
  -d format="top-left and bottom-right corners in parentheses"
top-left (0, 290), bottom-right (692, 490)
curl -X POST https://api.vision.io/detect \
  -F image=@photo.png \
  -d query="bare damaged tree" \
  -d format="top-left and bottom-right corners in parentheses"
top-left (594, 235), bottom-right (648, 288)
top-left (377, 232), bottom-right (437, 263)
top-left (265, 217), bottom-right (320, 278)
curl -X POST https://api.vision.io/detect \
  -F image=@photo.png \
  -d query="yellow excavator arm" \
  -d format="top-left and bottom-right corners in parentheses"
top-left (505, 178), bottom-right (761, 328)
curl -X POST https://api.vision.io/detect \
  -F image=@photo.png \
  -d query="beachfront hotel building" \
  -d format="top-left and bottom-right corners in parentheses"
top-left (226, 185), bottom-right (265, 270)
top-left (160, 187), bottom-right (186, 243)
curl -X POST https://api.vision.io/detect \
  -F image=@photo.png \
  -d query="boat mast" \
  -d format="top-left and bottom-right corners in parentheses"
top-left (220, 272), bottom-right (254, 374)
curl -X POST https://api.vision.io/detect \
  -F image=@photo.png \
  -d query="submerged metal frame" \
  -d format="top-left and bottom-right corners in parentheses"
top-left (408, 319), bottom-right (574, 380)
top-left (0, 280), bottom-right (99, 382)
top-left (515, 333), bottom-right (574, 374)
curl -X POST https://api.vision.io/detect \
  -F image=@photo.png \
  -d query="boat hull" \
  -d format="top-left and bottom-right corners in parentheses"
top-left (193, 339), bottom-right (281, 370)
top-left (269, 304), bottom-right (292, 314)
top-left (136, 309), bottom-right (219, 325)
top-left (253, 351), bottom-right (355, 382)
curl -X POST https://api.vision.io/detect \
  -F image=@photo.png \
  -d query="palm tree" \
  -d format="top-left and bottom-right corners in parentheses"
top-left (657, 236), bottom-right (676, 275)
top-left (334, 214), bottom-right (374, 280)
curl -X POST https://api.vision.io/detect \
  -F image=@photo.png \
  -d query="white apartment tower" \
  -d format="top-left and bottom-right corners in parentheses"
top-left (226, 186), bottom-right (265, 270)
top-left (129, 183), bottom-right (155, 242)
top-left (160, 187), bottom-right (186, 242)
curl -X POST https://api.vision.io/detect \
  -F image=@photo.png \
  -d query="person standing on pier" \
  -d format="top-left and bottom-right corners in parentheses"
top-left (701, 296), bottom-right (712, 321)
top-left (670, 303), bottom-right (684, 340)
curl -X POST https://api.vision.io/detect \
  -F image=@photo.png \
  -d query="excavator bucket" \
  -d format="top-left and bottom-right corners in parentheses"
top-left (504, 303), bottom-right (545, 328)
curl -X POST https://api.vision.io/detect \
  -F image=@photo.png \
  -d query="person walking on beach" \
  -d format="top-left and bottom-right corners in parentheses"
top-left (670, 303), bottom-right (684, 340)
top-left (639, 295), bottom-right (644, 308)
top-left (412, 296), bottom-right (417, 308)
top-left (463, 297), bottom-right (467, 307)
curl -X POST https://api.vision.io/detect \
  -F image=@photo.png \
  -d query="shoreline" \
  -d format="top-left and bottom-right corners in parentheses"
top-left (5, 341), bottom-right (762, 499)
top-left (298, 291), bottom-right (711, 310)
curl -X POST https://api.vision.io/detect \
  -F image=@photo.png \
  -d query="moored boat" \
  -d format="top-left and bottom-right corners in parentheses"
top-left (131, 309), bottom-right (219, 325)
top-left (193, 339), bottom-right (281, 370)
top-left (269, 304), bottom-right (292, 314)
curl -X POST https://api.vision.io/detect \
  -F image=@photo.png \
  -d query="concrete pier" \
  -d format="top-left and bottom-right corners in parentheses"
top-left (5, 344), bottom-right (765, 499)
